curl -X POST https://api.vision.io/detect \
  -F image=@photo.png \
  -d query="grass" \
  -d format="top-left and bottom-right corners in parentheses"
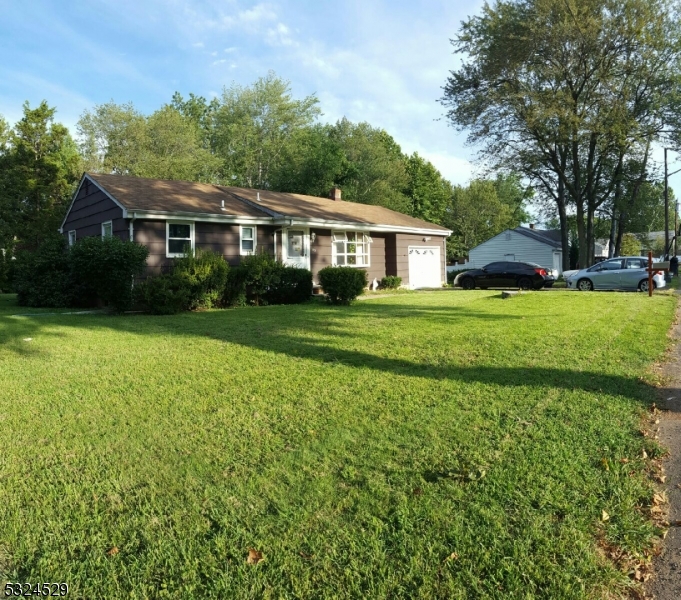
top-left (0, 289), bottom-right (676, 599)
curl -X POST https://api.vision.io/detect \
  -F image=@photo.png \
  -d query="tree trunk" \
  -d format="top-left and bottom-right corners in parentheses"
top-left (615, 212), bottom-right (626, 256)
top-left (608, 211), bottom-right (617, 258)
top-left (576, 202), bottom-right (586, 269)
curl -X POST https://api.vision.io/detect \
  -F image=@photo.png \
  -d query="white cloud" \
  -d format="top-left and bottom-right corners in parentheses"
top-left (212, 59), bottom-right (227, 65)
top-left (192, 42), bottom-right (205, 48)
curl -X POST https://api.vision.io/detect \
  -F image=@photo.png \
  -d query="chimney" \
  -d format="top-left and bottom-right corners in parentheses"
top-left (329, 187), bottom-right (342, 201)
top-left (529, 223), bottom-right (535, 229)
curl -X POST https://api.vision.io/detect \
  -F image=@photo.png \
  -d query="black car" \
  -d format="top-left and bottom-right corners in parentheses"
top-left (454, 261), bottom-right (555, 290)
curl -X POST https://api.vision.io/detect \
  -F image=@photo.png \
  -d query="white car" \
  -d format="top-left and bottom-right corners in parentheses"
top-left (565, 257), bottom-right (666, 292)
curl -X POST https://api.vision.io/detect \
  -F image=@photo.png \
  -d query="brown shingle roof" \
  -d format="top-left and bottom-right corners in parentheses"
top-left (222, 186), bottom-right (450, 232)
top-left (87, 173), bottom-right (265, 218)
top-left (85, 173), bottom-right (450, 233)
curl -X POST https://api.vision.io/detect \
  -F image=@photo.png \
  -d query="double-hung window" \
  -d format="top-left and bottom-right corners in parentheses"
top-left (68, 230), bottom-right (77, 246)
top-left (240, 226), bottom-right (256, 255)
top-left (167, 222), bottom-right (194, 257)
top-left (101, 221), bottom-right (113, 238)
top-left (332, 231), bottom-right (371, 267)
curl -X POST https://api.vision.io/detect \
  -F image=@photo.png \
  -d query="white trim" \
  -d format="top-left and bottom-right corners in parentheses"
top-left (239, 225), bottom-right (257, 256)
top-left (166, 221), bottom-right (195, 258)
top-left (282, 227), bottom-right (310, 270)
top-left (101, 221), bottom-right (113, 238)
top-left (68, 230), bottom-right (77, 246)
top-left (331, 230), bottom-right (372, 268)
top-left (122, 210), bottom-right (451, 236)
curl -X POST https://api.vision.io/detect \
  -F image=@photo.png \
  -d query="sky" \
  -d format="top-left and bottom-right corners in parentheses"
top-left (1, 0), bottom-right (680, 209)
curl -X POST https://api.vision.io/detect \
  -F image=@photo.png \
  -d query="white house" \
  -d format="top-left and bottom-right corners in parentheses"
top-left (466, 226), bottom-right (563, 274)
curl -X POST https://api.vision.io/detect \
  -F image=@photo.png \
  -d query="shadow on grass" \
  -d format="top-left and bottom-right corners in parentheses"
top-left (0, 294), bottom-right (658, 407)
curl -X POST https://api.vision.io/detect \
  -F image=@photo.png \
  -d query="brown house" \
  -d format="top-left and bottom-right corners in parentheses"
top-left (60, 173), bottom-right (451, 288)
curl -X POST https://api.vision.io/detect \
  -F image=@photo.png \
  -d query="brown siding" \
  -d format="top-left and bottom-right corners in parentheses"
top-left (310, 228), bottom-right (387, 284)
top-left (391, 233), bottom-right (448, 287)
top-left (134, 220), bottom-right (278, 273)
top-left (62, 179), bottom-right (126, 241)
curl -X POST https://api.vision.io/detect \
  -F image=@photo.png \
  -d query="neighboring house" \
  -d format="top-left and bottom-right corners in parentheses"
top-left (467, 226), bottom-right (563, 274)
top-left (60, 173), bottom-right (452, 289)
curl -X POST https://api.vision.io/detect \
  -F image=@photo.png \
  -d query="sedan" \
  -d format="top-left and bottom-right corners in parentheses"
top-left (454, 261), bottom-right (556, 290)
top-left (566, 256), bottom-right (666, 292)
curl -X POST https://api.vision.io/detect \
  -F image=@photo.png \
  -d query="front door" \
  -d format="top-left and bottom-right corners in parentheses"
top-left (284, 228), bottom-right (310, 269)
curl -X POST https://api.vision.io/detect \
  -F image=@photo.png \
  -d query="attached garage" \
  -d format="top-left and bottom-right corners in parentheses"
top-left (408, 246), bottom-right (442, 289)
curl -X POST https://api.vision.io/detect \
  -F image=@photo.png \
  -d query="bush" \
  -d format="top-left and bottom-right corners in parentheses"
top-left (14, 235), bottom-right (72, 307)
top-left (222, 254), bottom-right (313, 307)
top-left (222, 267), bottom-right (248, 307)
top-left (134, 273), bottom-right (192, 315)
top-left (0, 249), bottom-right (15, 293)
top-left (318, 266), bottom-right (368, 305)
top-left (268, 267), bottom-right (313, 305)
top-left (379, 276), bottom-right (402, 290)
top-left (173, 249), bottom-right (228, 309)
top-left (236, 253), bottom-right (281, 305)
top-left (70, 236), bottom-right (149, 313)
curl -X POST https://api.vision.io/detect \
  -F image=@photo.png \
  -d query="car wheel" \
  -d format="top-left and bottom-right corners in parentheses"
top-left (638, 279), bottom-right (655, 292)
top-left (518, 277), bottom-right (533, 290)
top-left (461, 277), bottom-right (475, 290)
top-left (577, 278), bottom-right (593, 291)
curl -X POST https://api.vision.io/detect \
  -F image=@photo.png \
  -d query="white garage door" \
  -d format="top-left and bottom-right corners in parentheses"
top-left (408, 246), bottom-right (442, 289)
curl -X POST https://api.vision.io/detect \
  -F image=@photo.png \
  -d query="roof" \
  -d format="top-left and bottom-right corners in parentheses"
top-left (81, 173), bottom-right (450, 234)
top-left (513, 227), bottom-right (561, 248)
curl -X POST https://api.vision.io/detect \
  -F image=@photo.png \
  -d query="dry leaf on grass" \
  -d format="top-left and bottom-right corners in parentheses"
top-left (602, 510), bottom-right (610, 522)
top-left (107, 547), bottom-right (119, 556)
top-left (247, 548), bottom-right (263, 565)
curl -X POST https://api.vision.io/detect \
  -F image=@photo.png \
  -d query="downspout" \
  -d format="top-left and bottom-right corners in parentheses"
top-left (129, 212), bottom-right (136, 242)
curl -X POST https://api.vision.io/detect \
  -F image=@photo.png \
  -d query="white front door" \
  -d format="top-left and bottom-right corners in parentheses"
top-left (553, 252), bottom-right (562, 275)
top-left (283, 228), bottom-right (310, 269)
top-left (408, 246), bottom-right (442, 289)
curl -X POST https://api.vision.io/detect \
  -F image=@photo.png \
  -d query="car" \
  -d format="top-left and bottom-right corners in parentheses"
top-left (454, 261), bottom-right (556, 290)
top-left (565, 256), bottom-right (666, 292)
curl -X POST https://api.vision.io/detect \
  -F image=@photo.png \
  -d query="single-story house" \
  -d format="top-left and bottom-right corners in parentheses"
top-left (59, 173), bottom-right (452, 288)
top-left (466, 225), bottom-right (563, 274)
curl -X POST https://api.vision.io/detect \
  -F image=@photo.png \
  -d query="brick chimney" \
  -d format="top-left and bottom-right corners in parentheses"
top-left (329, 187), bottom-right (342, 201)
top-left (529, 223), bottom-right (535, 229)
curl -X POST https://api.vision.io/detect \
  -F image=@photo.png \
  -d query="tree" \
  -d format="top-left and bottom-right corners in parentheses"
top-left (444, 178), bottom-right (520, 258)
top-left (442, 0), bottom-right (681, 268)
top-left (620, 233), bottom-right (642, 256)
top-left (404, 153), bottom-right (452, 223)
top-left (78, 102), bottom-right (220, 181)
top-left (0, 102), bottom-right (81, 249)
top-left (212, 72), bottom-right (320, 188)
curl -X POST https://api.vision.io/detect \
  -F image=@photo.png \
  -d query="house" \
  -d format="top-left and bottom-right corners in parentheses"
top-left (466, 225), bottom-right (563, 274)
top-left (59, 173), bottom-right (452, 289)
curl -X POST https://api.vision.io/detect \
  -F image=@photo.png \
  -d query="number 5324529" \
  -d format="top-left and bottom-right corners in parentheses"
top-left (4, 583), bottom-right (68, 596)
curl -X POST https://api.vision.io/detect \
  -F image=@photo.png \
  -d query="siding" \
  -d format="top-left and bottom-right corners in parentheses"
top-left (134, 220), bottom-right (277, 273)
top-left (310, 228), bottom-right (388, 284)
top-left (62, 180), bottom-right (126, 241)
top-left (468, 230), bottom-right (561, 273)
top-left (389, 233), bottom-right (447, 287)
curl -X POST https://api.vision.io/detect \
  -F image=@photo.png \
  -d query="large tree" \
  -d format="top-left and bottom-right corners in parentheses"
top-left (442, 0), bottom-right (681, 267)
top-left (0, 102), bottom-right (81, 249)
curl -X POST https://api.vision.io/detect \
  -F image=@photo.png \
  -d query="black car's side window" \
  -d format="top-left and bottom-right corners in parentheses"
top-left (485, 263), bottom-right (505, 273)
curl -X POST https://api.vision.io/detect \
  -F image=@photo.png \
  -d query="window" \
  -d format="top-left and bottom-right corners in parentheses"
top-left (166, 222), bottom-right (194, 257)
top-left (101, 221), bottom-right (113, 238)
top-left (240, 226), bottom-right (256, 256)
top-left (332, 231), bottom-right (371, 267)
top-left (68, 230), bottom-right (76, 246)
top-left (589, 259), bottom-right (623, 272)
top-left (626, 258), bottom-right (646, 269)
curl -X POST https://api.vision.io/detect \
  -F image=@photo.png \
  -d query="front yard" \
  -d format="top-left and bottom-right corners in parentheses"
top-left (0, 290), bottom-right (676, 598)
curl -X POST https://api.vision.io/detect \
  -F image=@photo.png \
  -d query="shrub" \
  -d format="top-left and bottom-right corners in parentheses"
top-left (318, 266), bottom-right (368, 305)
top-left (379, 275), bottom-right (402, 290)
top-left (268, 267), bottom-right (313, 304)
top-left (222, 267), bottom-right (248, 307)
top-left (173, 249), bottom-right (228, 309)
top-left (14, 235), bottom-right (72, 307)
top-left (236, 253), bottom-right (282, 305)
top-left (70, 236), bottom-right (149, 313)
top-left (134, 273), bottom-right (192, 315)
top-left (0, 249), bottom-right (15, 293)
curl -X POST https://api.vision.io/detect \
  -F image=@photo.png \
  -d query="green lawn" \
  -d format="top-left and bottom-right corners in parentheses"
top-left (0, 290), bottom-right (676, 599)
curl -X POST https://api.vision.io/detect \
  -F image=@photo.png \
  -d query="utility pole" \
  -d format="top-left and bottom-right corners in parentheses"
top-left (665, 147), bottom-right (669, 259)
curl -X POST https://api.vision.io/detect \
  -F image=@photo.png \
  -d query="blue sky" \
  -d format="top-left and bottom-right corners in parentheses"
top-left (0, 0), bottom-right (484, 186)
top-left (1, 0), bottom-right (679, 204)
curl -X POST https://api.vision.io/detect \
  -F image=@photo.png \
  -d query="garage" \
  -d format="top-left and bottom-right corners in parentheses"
top-left (408, 246), bottom-right (442, 289)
